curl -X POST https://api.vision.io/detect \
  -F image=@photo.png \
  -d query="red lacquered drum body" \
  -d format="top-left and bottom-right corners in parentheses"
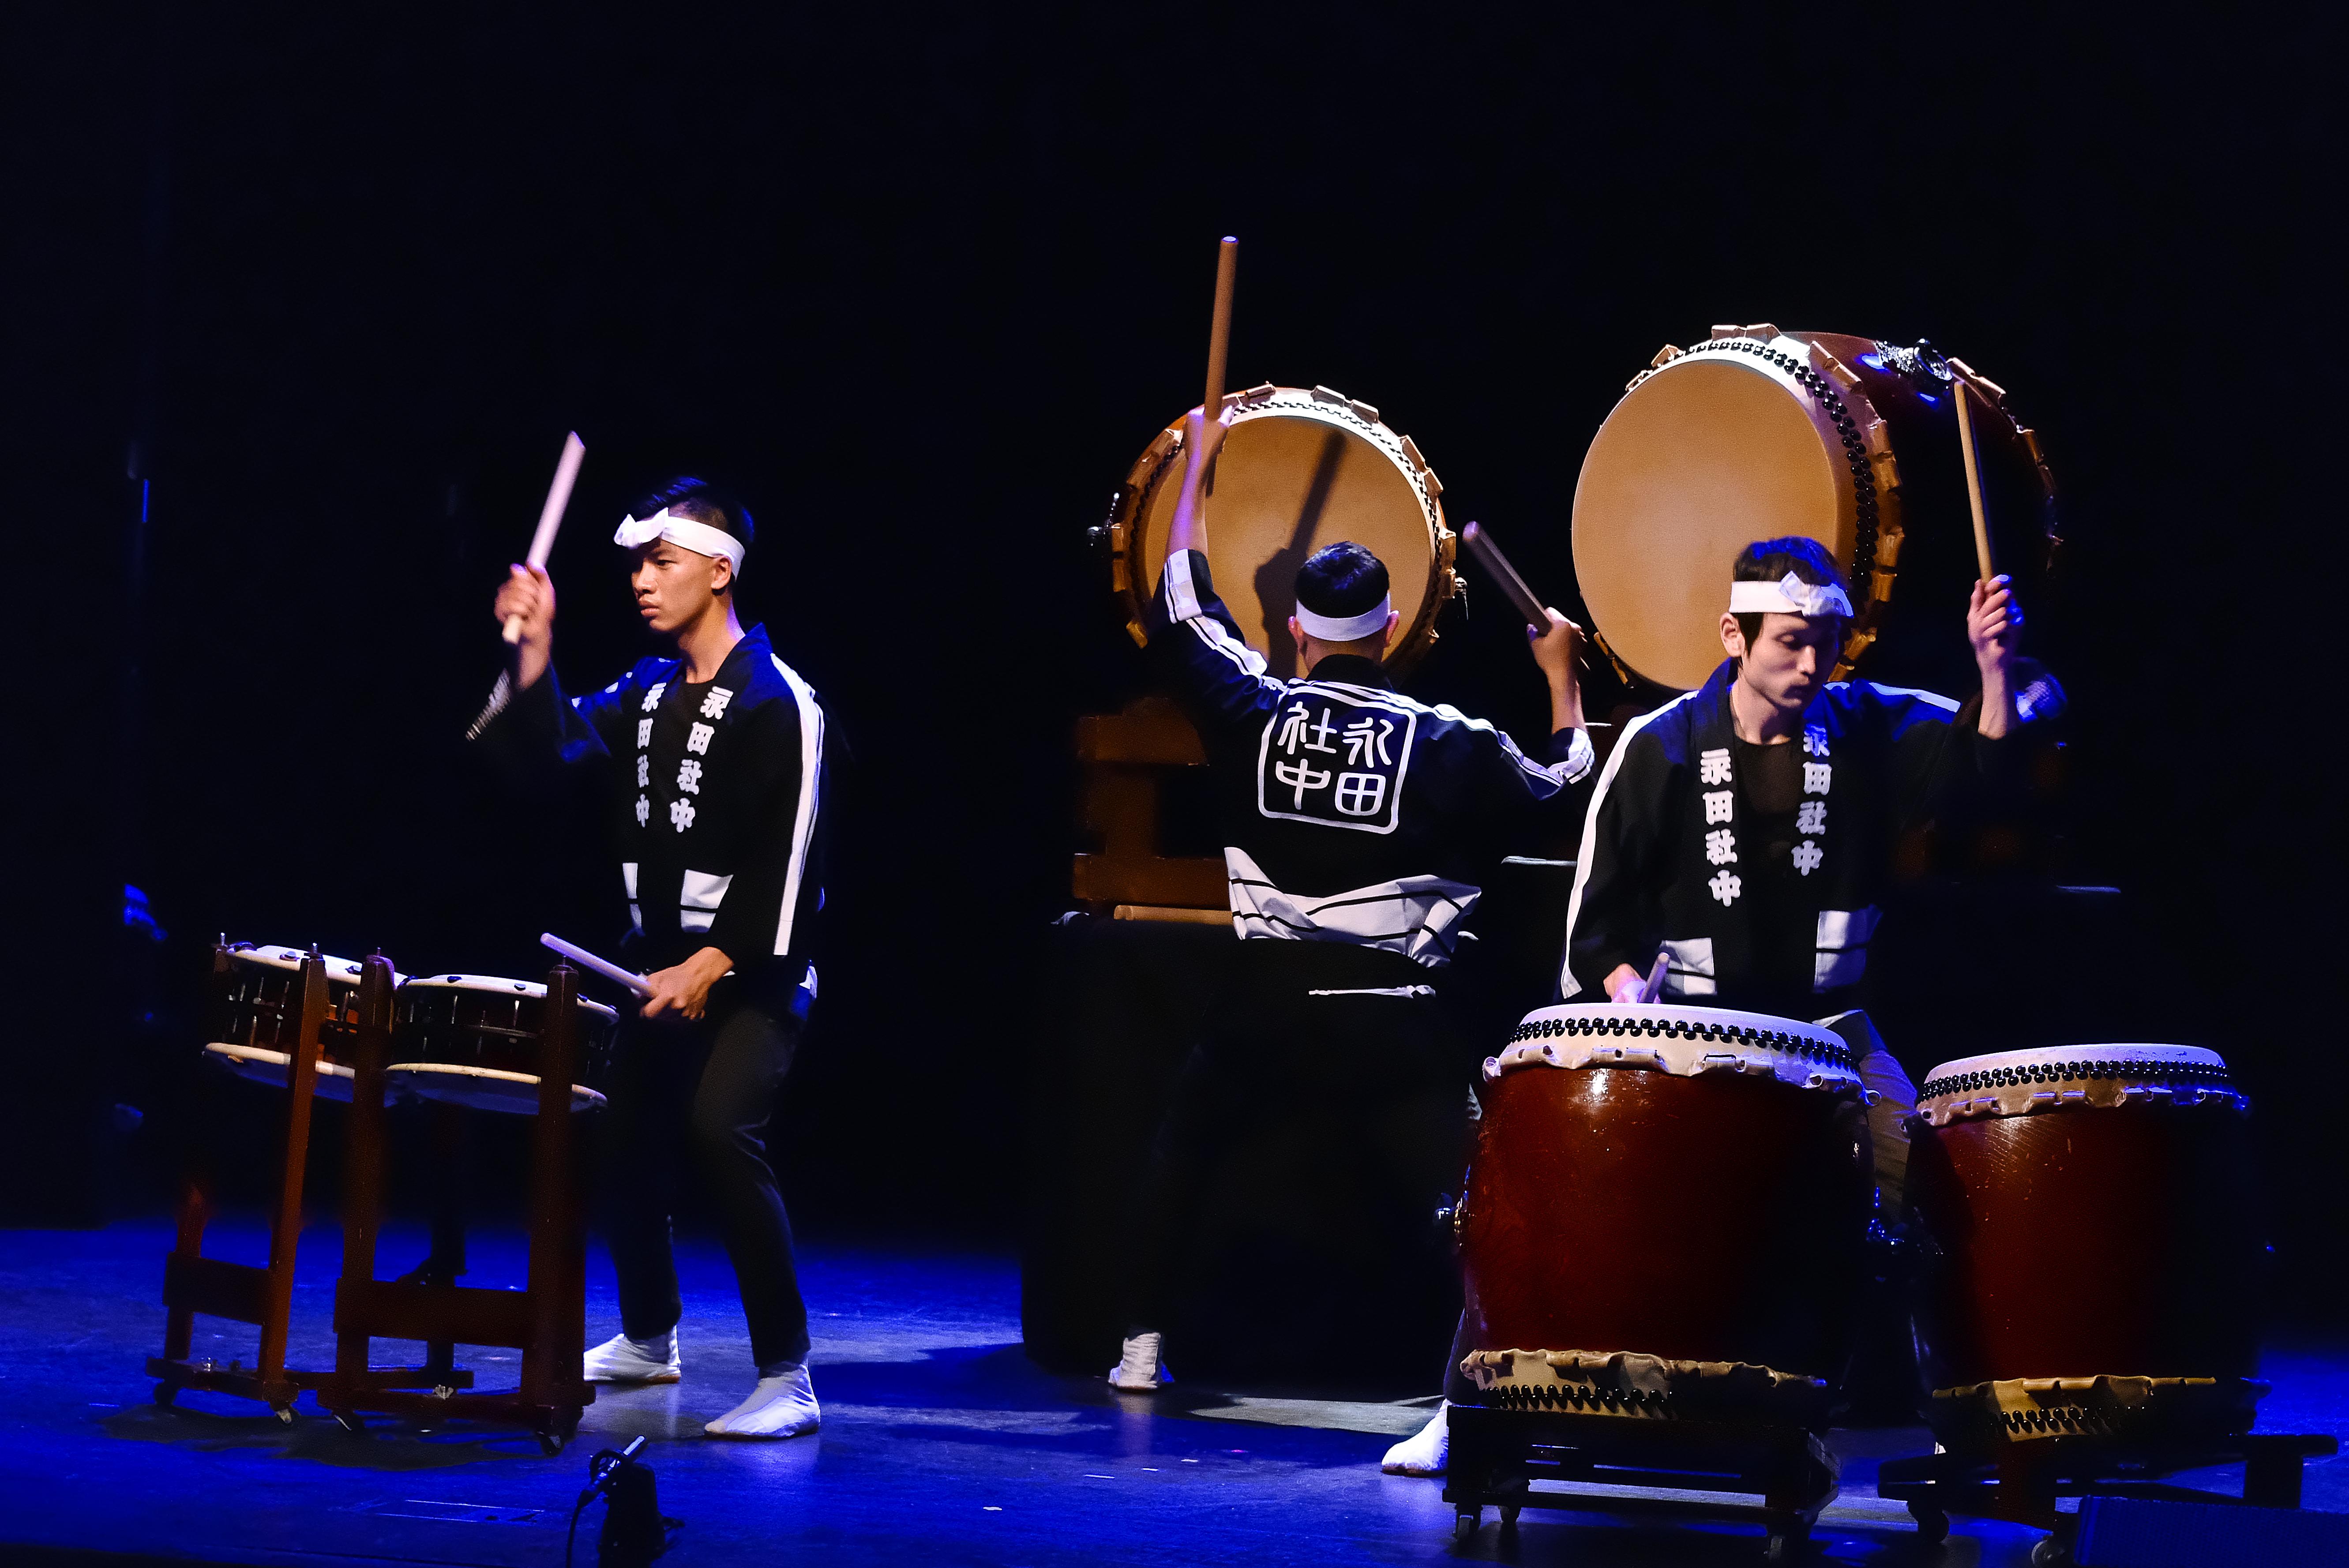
top-left (1908, 1044), bottom-right (2265, 1446)
top-left (1456, 1004), bottom-right (1873, 1425)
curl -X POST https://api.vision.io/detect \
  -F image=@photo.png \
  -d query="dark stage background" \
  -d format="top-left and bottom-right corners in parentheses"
top-left (4, 11), bottom-right (2337, 1317)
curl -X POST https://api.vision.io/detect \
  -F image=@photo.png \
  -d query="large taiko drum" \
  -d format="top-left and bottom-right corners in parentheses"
top-left (1572, 326), bottom-right (2058, 693)
top-left (1455, 1003), bottom-right (1874, 1426)
top-left (203, 942), bottom-right (406, 1101)
top-left (387, 974), bottom-right (617, 1115)
top-left (1106, 383), bottom-right (1459, 679)
top-left (1906, 1044), bottom-right (2266, 1448)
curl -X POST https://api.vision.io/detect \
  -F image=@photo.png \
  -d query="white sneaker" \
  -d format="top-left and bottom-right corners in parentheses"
top-left (705, 1365), bottom-right (820, 1439)
top-left (1381, 1404), bottom-right (1449, 1476)
top-left (1107, 1332), bottom-right (1171, 1391)
top-left (583, 1331), bottom-right (681, 1384)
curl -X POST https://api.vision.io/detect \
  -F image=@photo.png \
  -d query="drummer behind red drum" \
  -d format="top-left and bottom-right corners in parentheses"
top-left (473, 478), bottom-right (830, 1440)
top-left (1567, 537), bottom-right (2034, 1211)
top-left (1111, 416), bottom-right (1595, 1397)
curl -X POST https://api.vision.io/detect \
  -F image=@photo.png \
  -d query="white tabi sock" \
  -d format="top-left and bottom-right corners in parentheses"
top-left (705, 1364), bottom-right (821, 1439)
top-left (1381, 1403), bottom-right (1449, 1476)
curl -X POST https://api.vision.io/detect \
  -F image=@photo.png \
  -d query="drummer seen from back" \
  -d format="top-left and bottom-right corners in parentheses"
top-left (1562, 536), bottom-right (2044, 1222)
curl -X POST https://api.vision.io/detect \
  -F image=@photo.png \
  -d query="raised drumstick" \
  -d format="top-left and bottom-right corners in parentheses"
top-left (1952, 382), bottom-right (1994, 585)
top-left (540, 931), bottom-right (653, 998)
top-left (1460, 521), bottom-right (1547, 627)
top-left (1204, 236), bottom-right (1238, 417)
top-left (1166, 238), bottom-right (1238, 562)
top-left (503, 431), bottom-right (586, 645)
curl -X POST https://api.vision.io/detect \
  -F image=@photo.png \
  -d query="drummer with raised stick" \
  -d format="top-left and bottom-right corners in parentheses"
top-left (1565, 535), bottom-right (2032, 1300)
top-left (476, 474), bottom-right (834, 1440)
top-left (1111, 238), bottom-right (1599, 1411)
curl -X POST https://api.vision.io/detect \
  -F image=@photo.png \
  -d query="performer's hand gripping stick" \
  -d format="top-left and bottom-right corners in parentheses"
top-left (503, 431), bottom-right (586, 645)
top-left (540, 932), bottom-right (654, 999)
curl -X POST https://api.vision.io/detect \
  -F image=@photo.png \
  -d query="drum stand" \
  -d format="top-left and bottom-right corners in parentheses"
top-left (319, 959), bottom-right (592, 1454)
top-left (149, 950), bottom-right (464, 1417)
top-left (1443, 1405), bottom-right (1839, 1561)
top-left (1876, 1431), bottom-right (2341, 1564)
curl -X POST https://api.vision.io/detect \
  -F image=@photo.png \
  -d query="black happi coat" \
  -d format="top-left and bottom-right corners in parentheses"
top-left (1144, 549), bottom-right (1593, 966)
top-left (473, 624), bottom-right (829, 996)
top-left (1561, 658), bottom-right (2014, 1019)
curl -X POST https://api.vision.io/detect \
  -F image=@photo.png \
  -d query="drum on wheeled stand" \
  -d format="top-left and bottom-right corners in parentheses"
top-left (1442, 1003), bottom-right (1876, 1558)
top-left (1877, 1044), bottom-right (2336, 1561)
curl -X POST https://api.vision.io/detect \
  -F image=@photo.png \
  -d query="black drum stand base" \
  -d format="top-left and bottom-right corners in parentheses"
top-left (1875, 1431), bottom-right (2339, 1564)
top-left (1443, 1404), bottom-right (1837, 1560)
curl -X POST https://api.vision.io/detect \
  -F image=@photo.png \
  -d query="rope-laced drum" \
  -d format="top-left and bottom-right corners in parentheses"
top-left (1455, 1003), bottom-right (1873, 1426)
top-left (1907, 1043), bottom-right (2266, 1447)
top-left (1572, 326), bottom-right (2058, 692)
top-left (1105, 384), bottom-right (1458, 680)
top-left (203, 943), bottom-right (406, 1102)
top-left (387, 974), bottom-right (617, 1115)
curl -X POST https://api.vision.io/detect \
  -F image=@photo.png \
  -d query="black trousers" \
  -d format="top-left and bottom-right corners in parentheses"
top-left (1122, 939), bottom-right (1473, 1338)
top-left (601, 990), bottom-right (808, 1371)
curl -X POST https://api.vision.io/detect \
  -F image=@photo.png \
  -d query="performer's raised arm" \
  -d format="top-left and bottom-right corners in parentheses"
top-left (492, 563), bottom-right (556, 691)
top-left (1968, 573), bottom-right (2023, 739)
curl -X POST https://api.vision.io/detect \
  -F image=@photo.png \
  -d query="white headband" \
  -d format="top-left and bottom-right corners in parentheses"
top-left (1728, 571), bottom-right (1853, 619)
top-left (613, 508), bottom-right (746, 576)
top-left (1295, 596), bottom-right (1394, 641)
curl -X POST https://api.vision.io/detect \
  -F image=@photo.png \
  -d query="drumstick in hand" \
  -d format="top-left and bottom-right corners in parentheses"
top-left (503, 431), bottom-right (587, 645)
top-left (1952, 382), bottom-right (1995, 585)
top-left (1637, 953), bottom-right (1669, 1004)
top-left (540, 932), bottom-right (654, 998)
top-left (1166, 238), bottom-right (1238, 561)
top-left (1462, 519), bottom-right (1589, 673)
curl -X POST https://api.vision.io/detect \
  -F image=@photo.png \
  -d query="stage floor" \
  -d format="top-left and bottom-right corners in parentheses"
top-left (0, 1221), bottom-right (2340, 1567)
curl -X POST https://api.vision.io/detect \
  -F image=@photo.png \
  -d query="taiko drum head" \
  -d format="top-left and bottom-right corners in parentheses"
top-left (1108, 386), bottom-right (1457, 680)
top-left (1573, 328), bottom-right (2056, 693)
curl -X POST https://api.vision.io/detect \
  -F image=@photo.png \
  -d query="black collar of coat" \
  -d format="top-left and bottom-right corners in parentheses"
top-left (1305, 653), bottom-right (1395, 690)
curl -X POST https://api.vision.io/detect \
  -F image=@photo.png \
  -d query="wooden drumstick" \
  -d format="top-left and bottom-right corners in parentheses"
top-left (503, 431), bottom-right (586, 645)
top-left (1203, 236), bottom-right (1238, 419)
top-left (1461, 519), bottom-right (1589, 672)
top-left (539, 931), bottom-right (653, 998)
top-left (1460, 521), bottom-right (1548, 628)
top-left (1952, 381), bottom-right (1995, 585)
top-left (1166, 239), bottom-right (1238, 562)
top-left (1636, 952), bottom-right (1669, 1005)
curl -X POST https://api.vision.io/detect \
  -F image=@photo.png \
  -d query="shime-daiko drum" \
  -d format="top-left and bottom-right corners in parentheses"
top-left (1906, 1044), bottom-right (2266, 1447)
top-left (1104, 383), bottom-right (1458, 680)
top-left (203, 942), bottom-right (406, 1102)
top-left (1455, 1004), bottom-right (1875, 1425)
top-left (1572, 326), bottom-right (2059, 693)
top-left (387, 974), bottom-right (617, 1114)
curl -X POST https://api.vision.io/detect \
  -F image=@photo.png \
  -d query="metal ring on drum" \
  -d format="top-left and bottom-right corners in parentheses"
top-left (1456, 1003), bottom-right (1875, 1428)
top-left (1571, 327), bottom-right (2058, 693)
top-left (387, 974), bottom-right (617, 1116)
top-left (202, 943), bottom-right (409, 1102)
top-left (1907, 1043), bottom-right (2267, 1448)
top-left (1105, 384), bottom-right (1459, 679)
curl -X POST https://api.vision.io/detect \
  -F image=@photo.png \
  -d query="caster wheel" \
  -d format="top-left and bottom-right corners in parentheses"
top-left (1499, 1504), bottom-right (1520, 1530)
top-left (151, 1383), bottom-right (177, 1409)
top-left (1453, 1509), bottom-right (1479, 1542)
top-left (274, 1406), bottom-right (295, 1425)
top-left (538, 1430), bottom-right (567, 1457)
top-left (1907, 1502), bottom-right (1949, 1543)
top-left (2029, 1539), bottom-right (2071, 1566)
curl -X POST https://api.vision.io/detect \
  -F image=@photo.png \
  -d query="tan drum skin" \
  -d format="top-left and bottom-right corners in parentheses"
top-left (1572, 326), bottom-right (2056, 692)
top-left (1107, 384), bottom-right (1458, 680)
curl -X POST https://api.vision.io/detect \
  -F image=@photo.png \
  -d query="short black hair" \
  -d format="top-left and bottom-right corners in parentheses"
top-left (1732, 535), bottom-right (1848, 647)
top-left (635, 476), bottom-right (755, 557)
top-left (1295, 540), bottom-right (1389, 622)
